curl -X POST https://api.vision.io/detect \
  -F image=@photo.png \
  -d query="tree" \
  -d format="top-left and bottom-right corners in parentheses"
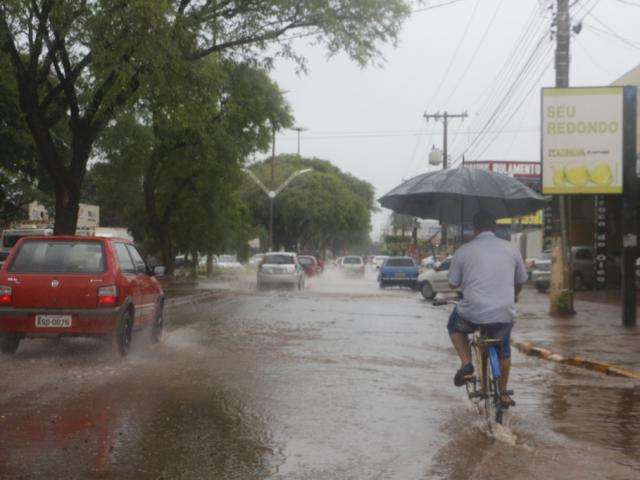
top-left (390, 213), bottom-right (419, 237)
top-left (242, 155), bottom-right (374, 254)
top-left (0, 51), bottom-right (53, 225)
top-left (84, 59), bottom-right (291, 273)
top-left (0, 1), bottom-right (410, 234)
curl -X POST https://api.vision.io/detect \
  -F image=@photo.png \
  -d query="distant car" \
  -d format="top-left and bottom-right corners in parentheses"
top-left (0, 236), bottom-right (165, 356)
top-left (216, 254), bottom-right (244, 270)
top-left (299, 250), bottom-right (325, 272)
top-left (378, 257), bottom-right (419, 289)
top-left (249, 253), bottom-right (265, 267)
top-left (298, 255), bottom-right (320, 277)
top-left (340, 256), bottom-right (365, 276)
top-left (257, 252), bottom-right (305, 290)
top-left (420, 255), bottom-right (438, 270)
top-left (417, 256), bottom-right (455, 299)
top-left (532, 246), bottom-right (621, 292)
top-left (372, 255), bottom-right (389, 269)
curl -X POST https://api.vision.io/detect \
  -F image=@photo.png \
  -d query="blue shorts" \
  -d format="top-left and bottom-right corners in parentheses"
top-left (447, 308), bottom-right (512, 359)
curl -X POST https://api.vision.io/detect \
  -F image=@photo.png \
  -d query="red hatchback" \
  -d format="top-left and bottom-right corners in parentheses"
top-left (0, 236), bottom-right (164, 356)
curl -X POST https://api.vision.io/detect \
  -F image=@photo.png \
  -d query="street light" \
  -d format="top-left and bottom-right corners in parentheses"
top-left (243, 168), bottom-right (313, 251)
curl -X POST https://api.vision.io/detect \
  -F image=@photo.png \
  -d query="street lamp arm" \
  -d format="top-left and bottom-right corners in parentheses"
top-left (274, 168), bottom-right (312, 197)
top-left (243, 168), bottom-right (272, 197)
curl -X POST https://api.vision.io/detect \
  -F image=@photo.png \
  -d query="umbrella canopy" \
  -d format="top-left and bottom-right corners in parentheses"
top-left (379, 167), bottom-right (547, 224)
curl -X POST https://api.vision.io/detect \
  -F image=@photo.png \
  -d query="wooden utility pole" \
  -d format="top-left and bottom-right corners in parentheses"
top-left (423, 111), bottom-right (468, 249)
top-left (549, 0), bottom-right (575, 315)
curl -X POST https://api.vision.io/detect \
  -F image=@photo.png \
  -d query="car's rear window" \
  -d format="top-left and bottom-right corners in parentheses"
top-left (8, 240), bottom-right (106, 274)
top-left (298, 256), bottom-right (315, 265)
top-left (343, 257), bottom-right (363, 265)
top-left (385, 258), bottom-right (415, 267)
top-left (264, 254), bottom-right (294, 265)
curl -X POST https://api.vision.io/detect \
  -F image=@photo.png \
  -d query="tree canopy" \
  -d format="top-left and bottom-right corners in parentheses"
top-left (0, 0), bottom-right (411, 233)
top-left (242, 155), bottom-right (375, 254)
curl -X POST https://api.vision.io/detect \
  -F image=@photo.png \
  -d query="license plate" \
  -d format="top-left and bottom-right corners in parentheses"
top-left (395, 272), bottom-right (405, 278)
top-left (35, 315), bottom-right (72, 328)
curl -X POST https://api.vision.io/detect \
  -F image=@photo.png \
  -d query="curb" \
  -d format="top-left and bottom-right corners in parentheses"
top-left (165, 290), bottom-right (222, 308)
top-left (514, 341), bottom-right (640, 380)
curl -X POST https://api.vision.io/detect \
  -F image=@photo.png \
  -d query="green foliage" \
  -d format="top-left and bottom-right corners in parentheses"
top-left (242, 155), bottom-right (374, 253)
top-left (1, 0), bottom-right (411, 232)
top-left (83, 59), bottom-right (291, 272)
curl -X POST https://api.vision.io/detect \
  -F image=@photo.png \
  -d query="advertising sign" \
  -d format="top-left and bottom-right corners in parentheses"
top-left (77, 203), bottom-right (100, 227)
top-left (542, 87), bottom-right (624, 194)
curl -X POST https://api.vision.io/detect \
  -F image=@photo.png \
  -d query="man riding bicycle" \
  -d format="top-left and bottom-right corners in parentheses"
top-left (447, 211), bottom-right (528, 407)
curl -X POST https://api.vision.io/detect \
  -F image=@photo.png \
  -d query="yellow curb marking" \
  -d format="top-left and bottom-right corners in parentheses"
top-left (514, 341), bottom-right (640, 380)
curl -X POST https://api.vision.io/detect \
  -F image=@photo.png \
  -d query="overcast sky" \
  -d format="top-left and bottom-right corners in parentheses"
top-left (267, 0), bottom-right (640, 239)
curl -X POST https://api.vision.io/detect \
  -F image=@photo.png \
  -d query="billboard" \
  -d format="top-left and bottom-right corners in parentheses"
top-left (542, 87), bottom-right (624, 194)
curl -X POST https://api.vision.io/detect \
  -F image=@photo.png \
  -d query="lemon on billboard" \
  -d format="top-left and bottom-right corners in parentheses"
top-left (542, 87), bottom-right (623, 194)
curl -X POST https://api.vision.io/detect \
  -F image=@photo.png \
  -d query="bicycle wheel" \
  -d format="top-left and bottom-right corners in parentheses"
top-left (485, 354), bottom-right (503, 426)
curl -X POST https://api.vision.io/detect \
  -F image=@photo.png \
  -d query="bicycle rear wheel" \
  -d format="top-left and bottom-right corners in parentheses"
top-left (485, 354), bottom-right (503, 426)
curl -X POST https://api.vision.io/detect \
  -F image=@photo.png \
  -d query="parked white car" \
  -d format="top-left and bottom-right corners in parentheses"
top-left (216, 254), bottom-right (244, 270)
top-left (257, 252), bottom-right (305, 290)
top-left (417, 256), bottom-right (456, 300)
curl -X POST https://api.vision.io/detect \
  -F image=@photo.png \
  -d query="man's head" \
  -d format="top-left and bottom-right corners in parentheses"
top-left (472, 211), bottom-right (496, 235)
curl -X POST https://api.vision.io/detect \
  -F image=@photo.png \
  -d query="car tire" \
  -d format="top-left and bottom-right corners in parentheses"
top-left (421, 282), bottom-right (435, 300)
top-left (379, 280), bottom-right (386, 289)
top-left (115, 309), bottom-right (134, 357)
top-left (150, 302), bottom-right (164, 344)
top-left (0, 334), bottom-right (21, 355)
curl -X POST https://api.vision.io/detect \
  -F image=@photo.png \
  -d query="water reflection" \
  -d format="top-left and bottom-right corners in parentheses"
top-left (546, 369), bottom-right (640, 461)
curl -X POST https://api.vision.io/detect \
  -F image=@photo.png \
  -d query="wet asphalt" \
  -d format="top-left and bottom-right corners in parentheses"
top-left (0, 268), bottom-right (638, 479)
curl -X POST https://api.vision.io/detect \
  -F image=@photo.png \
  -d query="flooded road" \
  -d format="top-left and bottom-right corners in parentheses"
top-left (0, 268), bottom-right (638, 479)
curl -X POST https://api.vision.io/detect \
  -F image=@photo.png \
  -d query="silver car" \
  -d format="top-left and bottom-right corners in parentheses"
top-left (257, 252), bottom-right (306, 290)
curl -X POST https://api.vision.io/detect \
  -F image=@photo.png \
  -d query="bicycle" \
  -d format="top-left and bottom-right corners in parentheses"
top-left (434, 298), bottom-right (513, 429)
top-left (465, 331), bottom-right (513, 428)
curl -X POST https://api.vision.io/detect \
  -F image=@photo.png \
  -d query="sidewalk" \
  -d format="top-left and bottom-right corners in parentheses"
top-left (515, 287), bottom-right (640, 372)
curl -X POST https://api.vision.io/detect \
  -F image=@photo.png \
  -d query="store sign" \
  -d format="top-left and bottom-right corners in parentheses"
top-left (542, 87), bottom-right (624, 194)
top-left (465, 161), bottom-right (541, 180)
top-left (594, 196), bottom-right (607, 289)
top-left (496, 210), bottom-right (543, 226)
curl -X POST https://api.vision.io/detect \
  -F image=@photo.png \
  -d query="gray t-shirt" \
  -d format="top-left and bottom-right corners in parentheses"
top-left (448, 231), bottom-right (528, 325)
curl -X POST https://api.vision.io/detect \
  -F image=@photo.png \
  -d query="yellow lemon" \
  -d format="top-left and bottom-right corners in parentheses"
top-left (553, 168), bottom-right (566, 187)
top-left (564, 164), bottom-right (589, 186)
top-left (589, 163), bottom-right (613, 186)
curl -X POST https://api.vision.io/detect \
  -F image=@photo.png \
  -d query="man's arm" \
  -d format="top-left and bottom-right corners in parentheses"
top-left (448, 254), bottom-right (463, 290)
top-left (514, 250), bottom-right (528, 300)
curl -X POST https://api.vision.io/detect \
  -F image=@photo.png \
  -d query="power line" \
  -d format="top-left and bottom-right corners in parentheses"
top-left (412, 0), bottom-right (469, 14)
top-left (441, 0), bottom-right (507, 107)
top-left (448, 2), bottom-right (548, 153)
top-left (455, 29), bottom-right (551, 163)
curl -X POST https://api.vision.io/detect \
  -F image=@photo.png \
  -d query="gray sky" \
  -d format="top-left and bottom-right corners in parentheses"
top-left (268, 0), bottom-right (640, 240)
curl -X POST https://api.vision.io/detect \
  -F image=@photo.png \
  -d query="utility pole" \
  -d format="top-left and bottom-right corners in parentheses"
top-left (270, 125), bottom-right (276, 252)
top-left (423, 111), bottom-right (468, 249)
top-left (549, 0), bottom-right (575, 315)
top-left (293, 126), bottom-right (307, 156)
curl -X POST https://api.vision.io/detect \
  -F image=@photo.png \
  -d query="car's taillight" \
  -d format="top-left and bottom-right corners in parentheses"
top-left (0, 286), bottom-right (11, 306)
top-left (98, 285), bottom-right (118, 307)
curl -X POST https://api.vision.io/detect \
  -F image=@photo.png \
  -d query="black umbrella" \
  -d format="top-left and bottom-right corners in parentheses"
top-left (378, 167), bottom-right (547, 224)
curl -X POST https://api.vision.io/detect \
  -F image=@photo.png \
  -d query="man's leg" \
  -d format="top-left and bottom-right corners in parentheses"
top-left (447, 308), bottom-right (475, 386)
top-left (450, 332), bottom-right (472, 365)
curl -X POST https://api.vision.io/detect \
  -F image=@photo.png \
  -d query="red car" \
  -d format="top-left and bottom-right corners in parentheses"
top-left (298, 255), bottom-right (320, 277)
top-left (0, 236), bottom-right (164, 356)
